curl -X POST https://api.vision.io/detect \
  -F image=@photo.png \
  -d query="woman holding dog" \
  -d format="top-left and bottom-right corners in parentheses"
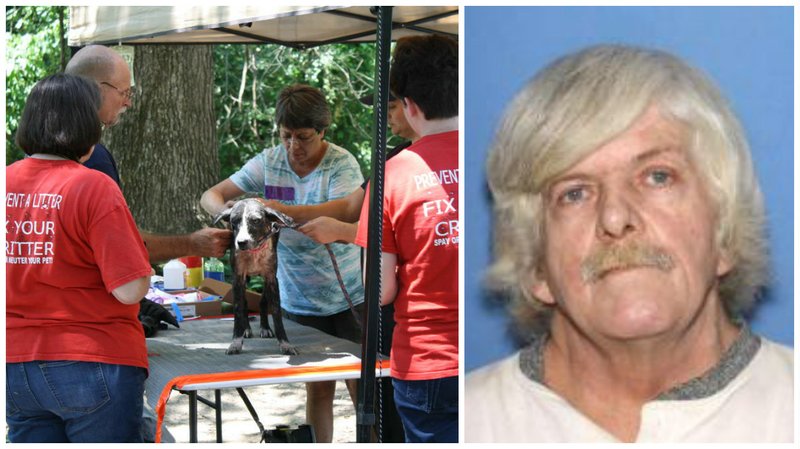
top-left (6, 74), bottom-right (152, 442)
top-left (201, 84), bottom-right (365, 443)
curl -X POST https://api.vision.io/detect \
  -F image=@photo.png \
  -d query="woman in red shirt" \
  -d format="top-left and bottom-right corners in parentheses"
top-left (6, 73), bottom-right (152, 442)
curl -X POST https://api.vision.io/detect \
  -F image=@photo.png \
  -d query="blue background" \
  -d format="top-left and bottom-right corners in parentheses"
top-left (465, 6), bottom-right (794, 373)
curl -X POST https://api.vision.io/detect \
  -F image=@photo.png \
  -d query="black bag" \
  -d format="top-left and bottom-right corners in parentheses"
top-left (138, 298), bottom-right (180, 337)
top-left (261, 425), bottom-right (315, 443)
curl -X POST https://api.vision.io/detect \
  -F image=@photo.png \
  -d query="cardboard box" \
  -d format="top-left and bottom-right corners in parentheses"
top-left (199, 278), bottom-right (265, 313)
top-left (167, 291), bottom-right (222, 318)
top-left (159, 279), bottom-right (265, 318)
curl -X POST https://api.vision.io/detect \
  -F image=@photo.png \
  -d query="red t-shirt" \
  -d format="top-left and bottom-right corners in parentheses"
top-left (356, 131), bottom-right (459, 380)
top-left (6, 158), bottom-right (151, 369)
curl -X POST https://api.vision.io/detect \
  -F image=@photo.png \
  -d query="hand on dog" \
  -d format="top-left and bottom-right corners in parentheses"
top-left (189, 227), bottom-right (232, 258)
top-left (298, 217), bottom-right (356, 244)
top-left (257, 199), bottom-right (288, 214)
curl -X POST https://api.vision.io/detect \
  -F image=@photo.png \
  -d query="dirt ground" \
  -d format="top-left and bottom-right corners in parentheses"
top-left (161, 380), bottom-right (356, 443)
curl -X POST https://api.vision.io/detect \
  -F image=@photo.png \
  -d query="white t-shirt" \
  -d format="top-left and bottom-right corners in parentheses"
top-left (465, 337), bottom-right (793, 442)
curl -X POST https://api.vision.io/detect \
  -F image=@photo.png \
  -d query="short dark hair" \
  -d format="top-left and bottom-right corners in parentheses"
top-left (275, 84), bottom-right (331, 132)
top-left (390, 35), bottom-right (458, 120)
top-left (16, 73), bottom-right (102, 161)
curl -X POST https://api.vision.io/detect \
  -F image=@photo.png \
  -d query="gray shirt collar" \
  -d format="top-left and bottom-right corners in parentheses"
top-left (519, 325), bottom-right (760, 401)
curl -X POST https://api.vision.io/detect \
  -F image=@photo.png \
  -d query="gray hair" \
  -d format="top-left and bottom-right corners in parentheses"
top-left (485, 45), bottom-right (768, 336)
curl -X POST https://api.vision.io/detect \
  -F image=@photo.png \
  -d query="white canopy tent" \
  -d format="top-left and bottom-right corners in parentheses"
top-left (68, 5), bottom-right (458, 47)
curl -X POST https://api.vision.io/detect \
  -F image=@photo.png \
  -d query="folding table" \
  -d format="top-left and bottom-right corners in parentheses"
top-left (145, 316), bottom-right (389, 443)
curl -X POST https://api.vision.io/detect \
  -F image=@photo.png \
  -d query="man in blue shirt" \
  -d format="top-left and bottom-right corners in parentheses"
top-left (65, 45), bottom-right (231, 262)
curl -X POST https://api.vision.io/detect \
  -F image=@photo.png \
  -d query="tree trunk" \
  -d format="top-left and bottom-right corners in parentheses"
top-left (105, 45), bottom-right (218, 234)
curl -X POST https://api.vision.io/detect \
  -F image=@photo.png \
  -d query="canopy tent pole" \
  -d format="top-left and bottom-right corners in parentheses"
top-left (356, 5), bottom-right (393, 444)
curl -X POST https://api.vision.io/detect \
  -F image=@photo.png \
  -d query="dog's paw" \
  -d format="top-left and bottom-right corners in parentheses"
top-left (243, 327), bottom-right (253, 339)
top-left (260, 328), bottom-right (275, 339)
top-left (280, 342), bottom-right (299, 355)
top-left (226, 339), bottom-right (244, 355)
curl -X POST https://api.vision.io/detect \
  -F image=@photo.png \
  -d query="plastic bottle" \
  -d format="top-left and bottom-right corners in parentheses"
top-left (180, 256), bottom-right (203, 288)
top-left (204, 257), bottom-right (225, 281)
top-left (163, 259), bottom-right (187, 290)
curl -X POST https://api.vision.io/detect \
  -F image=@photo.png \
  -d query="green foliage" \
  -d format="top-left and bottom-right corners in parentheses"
top-left (6, 6), bottom-right (68, 163)
top-left (214, 43), bottom-right (394, 181)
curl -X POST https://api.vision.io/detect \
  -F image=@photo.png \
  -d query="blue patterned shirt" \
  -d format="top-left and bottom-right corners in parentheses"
top-left (229, 142), bottom-right (365, 316)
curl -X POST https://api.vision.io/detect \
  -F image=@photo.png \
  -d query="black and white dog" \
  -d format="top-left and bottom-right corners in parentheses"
top-left (215, 199), bottom-right (298, 355)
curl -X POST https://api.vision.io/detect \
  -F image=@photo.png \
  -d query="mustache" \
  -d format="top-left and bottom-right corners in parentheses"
top-left (581, 242), bottom-right (674, 283)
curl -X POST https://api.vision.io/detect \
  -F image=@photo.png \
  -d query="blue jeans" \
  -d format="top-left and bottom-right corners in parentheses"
top-left (6, 361), bottom-right (146, 443)
top-left (392, 376), bottom-right (458, 443)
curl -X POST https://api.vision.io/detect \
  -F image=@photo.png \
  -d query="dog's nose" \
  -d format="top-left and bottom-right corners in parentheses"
top-left (236, 239), bottom-right (250, 250)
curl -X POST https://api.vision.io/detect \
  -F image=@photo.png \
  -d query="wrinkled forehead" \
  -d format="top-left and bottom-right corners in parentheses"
top-left (541, 105), bottom-right (692, 188)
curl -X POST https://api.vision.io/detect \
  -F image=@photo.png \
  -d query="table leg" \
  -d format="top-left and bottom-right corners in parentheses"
top-left (215, 389), bottom-right (222, 443)
top-left (189, 390), bottom-right (198, 443)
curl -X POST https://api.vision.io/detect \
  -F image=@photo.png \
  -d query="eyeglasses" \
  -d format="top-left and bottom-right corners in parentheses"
top-left (100, 81), bottom-right (134, 100)
top-left (279, 130), bottom-right (319, 146)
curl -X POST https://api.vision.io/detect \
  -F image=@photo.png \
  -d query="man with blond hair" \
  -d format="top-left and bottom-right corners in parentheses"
top-left (465, 45), bottom-right (792, 443)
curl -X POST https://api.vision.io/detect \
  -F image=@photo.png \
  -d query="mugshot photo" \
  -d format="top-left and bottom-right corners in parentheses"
top-left (464, 6), bottom-right (793, 443)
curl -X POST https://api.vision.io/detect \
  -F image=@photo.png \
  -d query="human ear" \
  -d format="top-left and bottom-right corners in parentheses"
top-left (529, 269), bottom-right (557, 305)
top-left (402, 97), bottom-right (422, 119)
top-left (716, 248), bottom-right (734, 277)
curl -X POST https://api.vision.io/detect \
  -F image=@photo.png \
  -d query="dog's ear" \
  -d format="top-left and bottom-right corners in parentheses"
top-left (264, 207), bottom-right (296, 229)
top-left (213, 208), bottom-right (233, 226)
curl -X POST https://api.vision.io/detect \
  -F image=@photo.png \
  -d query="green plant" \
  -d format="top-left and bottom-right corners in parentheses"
top-left (6, 6), bottom-right (68, 163)
top-left (214, 43), bottom-right (388, 181)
